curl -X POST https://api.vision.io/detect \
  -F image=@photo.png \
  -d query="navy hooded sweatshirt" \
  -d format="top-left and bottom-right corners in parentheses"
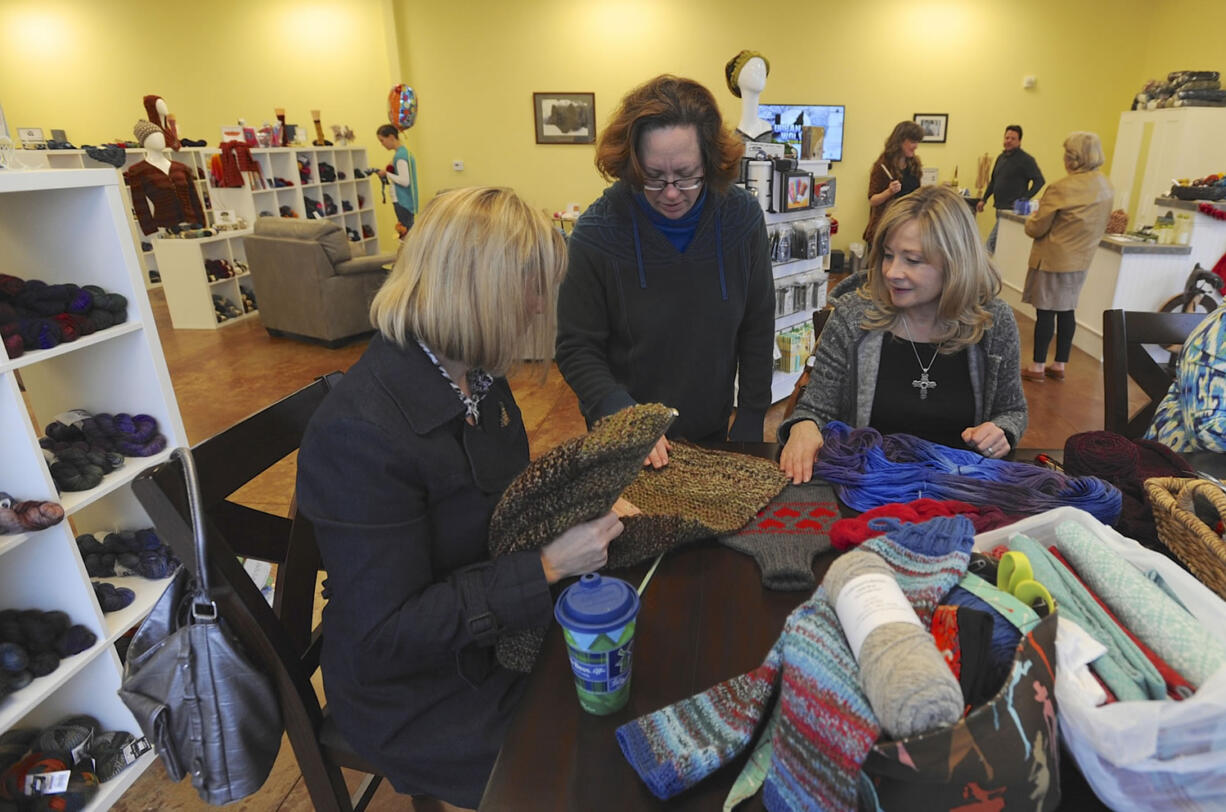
top-left (555, 180), bottom-right (774, 441)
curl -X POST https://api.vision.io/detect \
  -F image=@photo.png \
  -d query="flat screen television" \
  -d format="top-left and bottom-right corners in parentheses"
top-left (757, 104), bottom-right (845, 162)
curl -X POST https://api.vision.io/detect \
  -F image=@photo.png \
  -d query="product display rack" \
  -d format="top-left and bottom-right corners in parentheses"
top-left (31, 147), bottom-right (217, 291)
top-left (0, 169), bottom-right (188, 809)
top-left (208, 146), bottom-right (380, 256)
top-left (766, 207), bottom-right (831, 403)
top-left (152, 230), bottom-right (258, 330)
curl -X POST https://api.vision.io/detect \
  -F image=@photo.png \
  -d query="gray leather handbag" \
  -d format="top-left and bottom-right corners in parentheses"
top-left (119, 447), bottom-right (282, 804)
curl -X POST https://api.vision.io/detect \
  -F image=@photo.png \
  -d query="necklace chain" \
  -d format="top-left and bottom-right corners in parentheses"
top-left (899, 313), bottom-right (942, 371)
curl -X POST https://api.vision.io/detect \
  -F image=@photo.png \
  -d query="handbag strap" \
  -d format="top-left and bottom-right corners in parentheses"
top-left (170, 447), bottom-right (217, 614)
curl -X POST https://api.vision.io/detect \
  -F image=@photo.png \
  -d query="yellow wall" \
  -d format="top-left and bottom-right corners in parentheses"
top-left (396, 0), bottom-right (1165, 245)
top-left (0, 0), bottom-right (402, 249)
top-left (4, 0), bottom-right (1223, 253)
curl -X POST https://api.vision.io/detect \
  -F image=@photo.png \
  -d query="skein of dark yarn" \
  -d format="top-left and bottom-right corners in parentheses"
top-left (77, 530), bottom-right (179, 579)
top-left (0, 492), bottom-right (65, 534)
top-left (88, 730), bottom-right (138, 782)
top-left (81, 414), bottom-right (166, 457)
top-left (1063, 431), bottom-right (1196, 552)
top-left (47, 447), bottom-right (124, 492)
top-left (93, 582), bottom-right (136, 613)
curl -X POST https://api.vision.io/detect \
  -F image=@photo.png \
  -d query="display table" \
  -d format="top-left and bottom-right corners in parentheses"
top-left (480, 442), bottom-right (1116, 811)
top-left (993, 212), bottom-right (1192, 359)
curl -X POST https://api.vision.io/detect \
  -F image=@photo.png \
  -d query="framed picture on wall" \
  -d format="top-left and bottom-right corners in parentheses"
top-left (913, 113), bottom-right (948, 143)
top-left (533, 93), bottom-right (596, 144)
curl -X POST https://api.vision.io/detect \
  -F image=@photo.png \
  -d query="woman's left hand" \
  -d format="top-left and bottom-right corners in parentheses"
top-left (962, 422), bottom-right (1010, 459)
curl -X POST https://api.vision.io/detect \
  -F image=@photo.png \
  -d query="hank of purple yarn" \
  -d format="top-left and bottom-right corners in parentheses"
top-left (1063, 431), bottom-right (1194, 553)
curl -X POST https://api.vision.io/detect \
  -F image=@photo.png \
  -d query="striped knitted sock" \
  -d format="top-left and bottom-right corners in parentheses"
top-left (616, 515), bottom-right (974, 809)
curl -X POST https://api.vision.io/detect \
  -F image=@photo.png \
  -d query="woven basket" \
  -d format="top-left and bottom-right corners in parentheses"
top-left (1144, 476), bottom-right (1226, 600)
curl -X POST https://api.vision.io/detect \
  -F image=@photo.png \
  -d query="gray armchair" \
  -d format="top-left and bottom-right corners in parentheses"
top-left (243, 218), bottom-right (396, 347)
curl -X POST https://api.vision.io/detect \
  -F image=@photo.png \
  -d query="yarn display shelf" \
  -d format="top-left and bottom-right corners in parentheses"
top-left (56, 449), bottom-right (173, 519)
top-left (0, 322), bottom-right (142, 374)
top-left (0, 642), bottom-right (100, 732)
top-left (93, 573), bottom-right (176, 644)
top-left (772, 256), bottom-right (825, 281)
top-left (775, 308), bottom-right (814, 331)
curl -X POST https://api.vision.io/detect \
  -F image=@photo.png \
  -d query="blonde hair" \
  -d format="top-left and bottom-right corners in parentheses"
top-left (370, 187), bottom-right (566, 376)
top-left (863, 185), bottom-right (1002, 352)
top-left (1063, 131), bottom-right (1104, 172)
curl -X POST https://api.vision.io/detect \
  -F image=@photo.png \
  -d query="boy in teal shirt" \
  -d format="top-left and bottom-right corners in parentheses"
top-left (376, 124), bottom-right (418, 235)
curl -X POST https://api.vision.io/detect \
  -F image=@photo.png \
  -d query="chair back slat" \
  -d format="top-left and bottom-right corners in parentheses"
top-left (1102, 309), bottom-right (1208, 438)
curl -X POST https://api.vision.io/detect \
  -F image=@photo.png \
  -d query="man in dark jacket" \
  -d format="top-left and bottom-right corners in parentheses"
top-left (977, 124), bottom-right (1045, 253)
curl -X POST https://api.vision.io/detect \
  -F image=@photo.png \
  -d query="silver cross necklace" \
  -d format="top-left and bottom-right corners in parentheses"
top-left (899, 313), bottom-right (942, 400)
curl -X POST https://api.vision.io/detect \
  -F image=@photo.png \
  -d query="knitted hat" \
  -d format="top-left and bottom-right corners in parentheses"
top-left (132, 119), bottom-right (161, 147)
top-left (724, 49), bottom-right (770, 98)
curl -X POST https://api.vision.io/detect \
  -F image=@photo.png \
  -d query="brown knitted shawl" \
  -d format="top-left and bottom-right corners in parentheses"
top-left (488, 404), bottom-right (787, 672)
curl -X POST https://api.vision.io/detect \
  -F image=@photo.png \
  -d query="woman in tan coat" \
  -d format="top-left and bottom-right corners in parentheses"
top-left (1021, 132), bottom-right (1113, 381)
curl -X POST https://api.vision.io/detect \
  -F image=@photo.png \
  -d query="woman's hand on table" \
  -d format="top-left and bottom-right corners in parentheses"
top-left (539, 511), bottom-right (624, 584)
top-left (643, 436), bottom-right (671, 469)
top-left (963, 422), bottom-right (1010, 459)
top-left (779, 420), bottom-right (824, 484)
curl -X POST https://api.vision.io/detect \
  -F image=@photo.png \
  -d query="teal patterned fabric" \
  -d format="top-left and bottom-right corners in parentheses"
top-left (1054, 519), bottom-right (1226, 687)
top-left (1146, 308), bottom-right (1226, 451)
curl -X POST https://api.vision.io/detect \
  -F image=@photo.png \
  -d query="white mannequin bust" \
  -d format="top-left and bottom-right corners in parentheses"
top-left (735, 57), bottom-right (772, 140)
top-left (154, 97), bottom-right (170, 131)
top-left (141, 130), bottom-right (172, 174)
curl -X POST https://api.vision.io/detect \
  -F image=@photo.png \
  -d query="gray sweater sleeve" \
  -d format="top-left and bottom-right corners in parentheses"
top-left (1023, 154), bottom-right (1045, 200)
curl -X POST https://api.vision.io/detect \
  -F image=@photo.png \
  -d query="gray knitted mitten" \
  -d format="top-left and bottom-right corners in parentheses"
top-left (718, 482), bottom-right (839, 591)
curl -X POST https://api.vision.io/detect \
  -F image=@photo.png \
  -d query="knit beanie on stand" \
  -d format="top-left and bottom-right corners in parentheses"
top-left (132, 120), bottom-right (161, 148)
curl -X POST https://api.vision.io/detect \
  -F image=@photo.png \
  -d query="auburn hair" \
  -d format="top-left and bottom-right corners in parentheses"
top-left (594, 75), bottom-right (743, 192)
top-left (876, 120), bottom-right (925, 178)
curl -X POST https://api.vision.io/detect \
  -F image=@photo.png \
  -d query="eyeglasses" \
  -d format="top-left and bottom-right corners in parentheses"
top-left (641, 176), bottom-right (704, 192)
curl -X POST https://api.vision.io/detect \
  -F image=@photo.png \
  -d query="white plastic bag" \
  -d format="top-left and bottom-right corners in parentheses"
top-left (974, 506), bottom-right (1226, 811)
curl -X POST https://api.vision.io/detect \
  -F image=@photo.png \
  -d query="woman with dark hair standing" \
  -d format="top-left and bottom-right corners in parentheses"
top-left (863, 120), bottom-right (926, 243)
top-left (556, 74), bottom-right (774, 468)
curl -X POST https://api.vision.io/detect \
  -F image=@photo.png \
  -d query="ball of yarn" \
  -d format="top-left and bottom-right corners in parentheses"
top-left (0, 642), bottom-right (29, 673)
top-left (0, 669), bottom-right (32, 696)
top-left (18, 318), bottom-right (62, 350)
top-left (27, 651), bottom-right (59, 678)
top-left (2, 331), bottom-right (22, 358)
top-left (54, 625), bottom-right (96, 658)
top-left (35, 715), bottom-right (99, 758)
top-left (825, 549), bottom-right (964, 739)
top-left (93, 582), bottom-right (136, 613)
top-left (28, 766), bottom-right (99, 812)
top-left (0, 498), bottom-right (65, 533)
top-left (0, 727), bottom-right (38, 774)
top-left (0, 273), bottom-right (25, 300)
top-left (18, 613), bottom-right (55, 653)
top-left (0, 302), bottom-right (19, 325)
top-left (1064, 431), bottom-right (1140, 480)
top-left (87, 730), bottom-right (136, 782)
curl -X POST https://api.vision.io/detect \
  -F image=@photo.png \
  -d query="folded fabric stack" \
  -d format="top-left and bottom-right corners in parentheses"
top-left (1133, 70), bottom-right (1225, 109)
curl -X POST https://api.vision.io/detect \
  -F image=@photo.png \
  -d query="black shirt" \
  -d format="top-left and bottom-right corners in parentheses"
top-left (982, 148), bottom-right (1045, 211)
top-left (870, 332), bottom-right (975, 449)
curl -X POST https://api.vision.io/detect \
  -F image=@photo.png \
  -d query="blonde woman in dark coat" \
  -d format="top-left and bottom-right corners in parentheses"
top-left (1021, 132), bottom-right (1113, 382)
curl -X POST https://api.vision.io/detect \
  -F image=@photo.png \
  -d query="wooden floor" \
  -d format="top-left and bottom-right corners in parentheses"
top-left (112, 289), bottom-right (1110, 811)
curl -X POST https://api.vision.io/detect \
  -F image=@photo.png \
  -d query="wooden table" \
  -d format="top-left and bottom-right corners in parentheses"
top-left (481, 443), bottom-right (1118, 810)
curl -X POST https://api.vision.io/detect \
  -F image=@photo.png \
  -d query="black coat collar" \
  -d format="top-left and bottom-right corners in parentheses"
top-left (366, 333), bottom-right (465, 435)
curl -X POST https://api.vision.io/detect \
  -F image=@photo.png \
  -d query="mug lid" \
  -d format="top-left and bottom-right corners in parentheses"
top-left (555, 573), bottom-right (639, 630)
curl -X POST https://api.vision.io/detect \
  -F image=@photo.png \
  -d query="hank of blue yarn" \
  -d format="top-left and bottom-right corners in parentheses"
top-left (943, 585), bottom-right (1021, 686)
top-left (812, 421), bottom-right (1123, 523)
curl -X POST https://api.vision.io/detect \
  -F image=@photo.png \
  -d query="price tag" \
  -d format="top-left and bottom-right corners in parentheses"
top-left (122, 737), bottom-right (152, 765)
top-left (25, 770), bottom-right (70, 795)
top-left (49, 409), bottom-right (92, 428)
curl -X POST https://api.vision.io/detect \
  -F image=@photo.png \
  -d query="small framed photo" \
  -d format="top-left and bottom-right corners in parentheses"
top-left (782, 171), bottom-right (813, 211)
top-left (533, 93), bottom-right (596, 144)
top-left (17, 127), bottom-right (45, 149)
top-left (913, 113), bottom-right (948, 143)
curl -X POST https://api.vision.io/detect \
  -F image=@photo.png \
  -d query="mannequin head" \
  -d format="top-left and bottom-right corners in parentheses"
top-left (143, 130), bottom-right (167, 153)
top-left (724, 50), bottom-right (770, 98)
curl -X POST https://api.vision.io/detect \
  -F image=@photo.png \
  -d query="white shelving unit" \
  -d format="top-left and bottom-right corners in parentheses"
top-left (766, 206), bottom-right (832, 403)
top-left (30, 147), bottom-right (217, 290)
top-left (0, 168), bottom-right (187, 810)
top-left (153, 230), bottom-right (258, 330)
top-left (208, 146), bottom-right (380, 257)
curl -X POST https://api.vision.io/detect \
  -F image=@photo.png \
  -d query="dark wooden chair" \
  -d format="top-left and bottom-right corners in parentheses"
top-left (1102, 309), bottom-right (1208, 438)
top-left (782, 306), bottom-right (834, 419)
top-left (131, 372), bottom-right (393, 812)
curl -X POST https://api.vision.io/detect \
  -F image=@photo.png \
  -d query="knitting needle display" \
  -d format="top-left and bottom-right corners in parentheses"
top-left (826, 549), bottom-right (963, 738)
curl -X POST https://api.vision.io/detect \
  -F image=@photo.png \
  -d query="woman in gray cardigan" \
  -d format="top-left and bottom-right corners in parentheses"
top-left (779, 185), bottom-right (1028, 484)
